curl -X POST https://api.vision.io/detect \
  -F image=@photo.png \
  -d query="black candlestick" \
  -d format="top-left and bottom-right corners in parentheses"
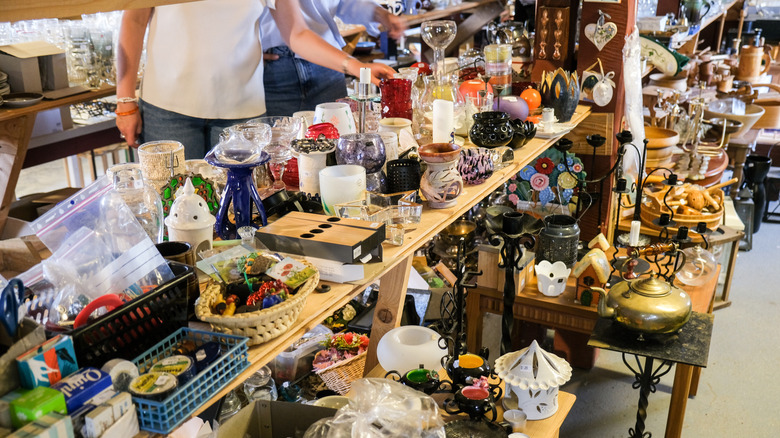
top-left (488, 212), bottom-right (535, 356)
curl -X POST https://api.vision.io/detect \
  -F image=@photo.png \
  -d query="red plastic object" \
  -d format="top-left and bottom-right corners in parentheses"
top-left (411, 62), bottom-right (432, 76)
top-left (73, 294), bottom-right (125, 329)
top-left (306, 122), bottom-right (340, 139)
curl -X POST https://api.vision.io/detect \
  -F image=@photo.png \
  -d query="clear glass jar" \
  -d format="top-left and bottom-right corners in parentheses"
top-left (419, 73), bottom-right (466, 141)
top-left (106, 163), bottom-right (164, 243)
top-left (243, 366), bottom-right (278, 401)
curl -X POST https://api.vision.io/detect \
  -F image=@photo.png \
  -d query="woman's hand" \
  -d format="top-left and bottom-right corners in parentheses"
top-left (116, 104), bottom-right (142, 148)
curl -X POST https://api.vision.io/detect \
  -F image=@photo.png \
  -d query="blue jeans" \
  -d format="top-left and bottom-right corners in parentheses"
top-left (263, 46), bottom-right (348, 116)
top-left (140, 100), bottom-right (261, 160)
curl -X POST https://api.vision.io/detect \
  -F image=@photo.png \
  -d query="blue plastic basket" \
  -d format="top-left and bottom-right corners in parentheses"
top-left (131, 328), bottom-right (249, 434)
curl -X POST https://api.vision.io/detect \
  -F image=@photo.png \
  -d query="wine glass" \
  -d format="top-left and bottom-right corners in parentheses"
top-left (421, 20), bottom-right (457, 82)
top-left (248, 116), bottom-right (302, 190)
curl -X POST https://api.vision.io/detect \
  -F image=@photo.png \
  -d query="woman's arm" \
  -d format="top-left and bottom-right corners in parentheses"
top-left (115, 8), bottom-right (152, 148)
top-left (269, 0), bottom-right (396, 85)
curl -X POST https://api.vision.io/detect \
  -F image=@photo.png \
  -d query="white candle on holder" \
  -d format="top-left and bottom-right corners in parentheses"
top-left (360, 67), bottom-right (371, 84)
top-left (629, 220), bottom-right (641, 246)
top-left (432, 99), bottom-right (454, 143)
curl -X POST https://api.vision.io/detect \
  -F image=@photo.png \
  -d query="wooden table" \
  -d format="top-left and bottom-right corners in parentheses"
top-left (364, 365), bottom-right (576, 438)
top-left (466, 260), bottom-right (719, 438)
top-left (188, 106), bottom-right (593, 417)
top-left (0, 85), bottom-right (121, 234)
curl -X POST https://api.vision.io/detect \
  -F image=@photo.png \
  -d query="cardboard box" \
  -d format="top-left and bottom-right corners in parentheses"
top-left (9, 386), bottom-right (67, 428)
top-left (0, 41), bottom-right (67, 93)
top-left (16, 335), bottom-right (79, 389)
top-left (219, 400), bottom-right (336, 438)
top-left (9, 411), bottom-right (74, 438)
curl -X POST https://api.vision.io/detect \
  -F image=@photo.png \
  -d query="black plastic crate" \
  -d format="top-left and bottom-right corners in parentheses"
top-left (70, 262), bottom-right (194, 368)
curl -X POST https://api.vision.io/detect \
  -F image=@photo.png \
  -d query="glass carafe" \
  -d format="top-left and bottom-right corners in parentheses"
top-left (107, 163), bottom-right (165, 243)
top-left (419, 73), bottom-right (466, 142)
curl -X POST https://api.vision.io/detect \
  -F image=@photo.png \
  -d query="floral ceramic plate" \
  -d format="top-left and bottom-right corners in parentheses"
top-left (640, 36), bottom-right (689, 76)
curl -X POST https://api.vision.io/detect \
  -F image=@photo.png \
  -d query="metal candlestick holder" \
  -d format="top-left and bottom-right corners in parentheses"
top-left (488, 211), bottom-right (535, 356)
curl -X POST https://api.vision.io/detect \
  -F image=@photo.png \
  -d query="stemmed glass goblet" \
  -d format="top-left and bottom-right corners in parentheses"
top-left (421, 20), bottom-right (457, 82)
top-left (248, 116), bottom-right (302, 190)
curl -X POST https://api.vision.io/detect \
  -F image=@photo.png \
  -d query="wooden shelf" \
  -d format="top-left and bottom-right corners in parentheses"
top-left (0, 0), bottom-right (197, 22)
top-left (675, 0), bottom-right (739, 55)
top-left (0, 85), bottom-right (116, 123)
top-left (401, 0), bottom-right (494, 27)
top-left (190, 105), bottom-right (593, 417)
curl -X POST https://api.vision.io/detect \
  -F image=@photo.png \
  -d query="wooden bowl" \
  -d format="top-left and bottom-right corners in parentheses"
top-left (753, 98), bottom-right (780, 130)
top-left (703, 103), bottom-right (765, 137)
top-left (649, 73), bottom-right (688, 91)
top-left (645, 127), bottom-right (680, 149)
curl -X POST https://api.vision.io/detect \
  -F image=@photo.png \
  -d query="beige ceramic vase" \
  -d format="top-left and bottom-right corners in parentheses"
top-left (419, 143), bottom-right (463, 209)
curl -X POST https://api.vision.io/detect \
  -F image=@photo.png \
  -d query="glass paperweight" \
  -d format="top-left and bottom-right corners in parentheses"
top-left (243, 366), bottom-right (278, 401)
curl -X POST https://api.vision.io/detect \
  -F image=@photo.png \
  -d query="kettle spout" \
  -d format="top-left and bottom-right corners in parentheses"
top-left (590, 287), bottom-right (614, 318)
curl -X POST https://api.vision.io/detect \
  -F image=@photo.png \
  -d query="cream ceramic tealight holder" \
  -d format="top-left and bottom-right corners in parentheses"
top-left (534, 260), bottom-right (571, 297)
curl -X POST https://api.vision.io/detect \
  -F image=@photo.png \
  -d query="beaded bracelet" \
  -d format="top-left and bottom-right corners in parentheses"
top-left (115, 107), bottom-right (139, 117)
top-left (116, 97), bottom-right (139, 104)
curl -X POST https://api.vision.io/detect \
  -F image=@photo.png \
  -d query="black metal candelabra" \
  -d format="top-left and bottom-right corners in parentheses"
top-left (487, 211), bottom-right (535, 356)
top-left (439, 238), bottom-right (482, 368)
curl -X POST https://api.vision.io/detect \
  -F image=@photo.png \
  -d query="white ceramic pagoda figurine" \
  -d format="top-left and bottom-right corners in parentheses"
top-left (494, 340), bottom-right (572, 420)
top-left (164, 178), bottom-right (216, 253)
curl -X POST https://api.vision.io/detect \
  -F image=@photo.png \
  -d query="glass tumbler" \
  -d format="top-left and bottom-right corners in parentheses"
top-left (243, 366), bottom-right (278, 401)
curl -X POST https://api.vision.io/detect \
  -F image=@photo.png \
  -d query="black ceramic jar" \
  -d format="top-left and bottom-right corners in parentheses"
top-left (469, 111), bottom-right (515, 148)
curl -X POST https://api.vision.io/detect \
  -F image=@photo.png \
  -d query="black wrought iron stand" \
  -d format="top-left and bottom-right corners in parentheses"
top-left (488, 211), bottom-right (535, 356)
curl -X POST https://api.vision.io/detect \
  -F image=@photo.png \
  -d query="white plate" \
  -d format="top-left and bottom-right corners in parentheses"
top-left (534, 123), bottom-right (575, 138)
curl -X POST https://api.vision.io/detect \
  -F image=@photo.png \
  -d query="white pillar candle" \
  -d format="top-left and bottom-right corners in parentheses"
top-left (629, 220), bottom-right (641, 246)
top-left (360, 67), bottom-right (371, 85)
top-left (432, 99), bottom-right (454, 143)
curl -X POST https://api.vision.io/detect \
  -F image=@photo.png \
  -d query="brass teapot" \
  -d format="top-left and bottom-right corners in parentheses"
top-left (591, 273), bottom-right (692, 335)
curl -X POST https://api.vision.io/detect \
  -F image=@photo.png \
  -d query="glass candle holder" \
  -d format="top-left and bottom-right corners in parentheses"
top-left (483, 44), bottom-right (513, 97)
top-left (381, 78), bottom-right (413, 120)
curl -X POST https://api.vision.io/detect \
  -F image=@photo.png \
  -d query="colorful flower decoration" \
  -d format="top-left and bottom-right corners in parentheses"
top-left (530, 173), bottom-right (549, 191)
top-left (519, 165), bottom-right (537, 180)
top-left (507, 148), bottom-right (587, 209)
top-left (558, 171), bottom-right (578, 190)
top-left (561, 188), bottom-right (574, 204)
top-left (535, 157), bottom-right (555, 175)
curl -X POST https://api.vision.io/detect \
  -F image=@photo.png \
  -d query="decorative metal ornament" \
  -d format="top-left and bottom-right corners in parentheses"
top-left (584, 10), bottom-right (617, 51)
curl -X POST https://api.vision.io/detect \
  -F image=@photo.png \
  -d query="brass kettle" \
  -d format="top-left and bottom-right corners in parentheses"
top-left (591, 273), bottom-right (692, 335)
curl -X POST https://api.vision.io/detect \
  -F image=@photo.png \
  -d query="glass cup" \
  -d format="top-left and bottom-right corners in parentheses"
top-left (243, 366), bottom-right (278, 401)
top-left (319, 165), bottom-right (367, 215)
top-left (483, 44), bottom-right (513, 97)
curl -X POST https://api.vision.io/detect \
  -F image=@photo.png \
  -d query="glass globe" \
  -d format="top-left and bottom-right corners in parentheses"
top-left (676, 245), bottom-right (718, 287)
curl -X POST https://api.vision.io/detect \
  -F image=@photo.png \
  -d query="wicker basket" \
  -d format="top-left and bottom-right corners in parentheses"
top-left (195, 262), bottom-right (319, 346)
top-left (315, 352), bottom-right (367, 395)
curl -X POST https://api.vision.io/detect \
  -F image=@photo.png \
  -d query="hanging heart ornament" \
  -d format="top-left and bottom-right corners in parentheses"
top-left (584, 10), bottom-right (617, 51)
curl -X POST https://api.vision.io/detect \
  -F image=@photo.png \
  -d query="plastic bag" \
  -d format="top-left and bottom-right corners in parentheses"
top-left (30, 177), bottom-right (174, 311)
top-left (303, 378), bottom-right (445, 438)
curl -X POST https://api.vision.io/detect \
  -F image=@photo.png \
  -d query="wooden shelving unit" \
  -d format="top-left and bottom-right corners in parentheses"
top-left (190, 105), bottom-right (593, 417)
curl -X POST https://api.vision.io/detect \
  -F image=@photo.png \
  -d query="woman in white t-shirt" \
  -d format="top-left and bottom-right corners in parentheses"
top-left (115, 0), bottom-right (396, 159)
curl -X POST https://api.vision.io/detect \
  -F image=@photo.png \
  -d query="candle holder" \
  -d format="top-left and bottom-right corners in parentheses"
top-left (488, 212), bottom-right (536, 355)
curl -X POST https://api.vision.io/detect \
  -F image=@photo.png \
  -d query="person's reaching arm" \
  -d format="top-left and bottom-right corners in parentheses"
top-left (116, 8), bottom-right (152, 148)
top-left (270, 0), bottom-right (396, 85)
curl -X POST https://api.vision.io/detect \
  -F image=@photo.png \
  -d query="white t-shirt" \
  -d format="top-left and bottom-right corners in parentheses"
top-left (141, 0), bottom-right (272, 119)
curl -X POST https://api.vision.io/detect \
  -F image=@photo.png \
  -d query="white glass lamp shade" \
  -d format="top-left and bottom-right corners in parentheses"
top-left (319, 165), bottom-right (366, 216)
top-left (376, 325), bottom-right (447, 373)
top-left (313, 102), bottom-right (356, 135)
top-left (676, 245), bottom-right (718, 286)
